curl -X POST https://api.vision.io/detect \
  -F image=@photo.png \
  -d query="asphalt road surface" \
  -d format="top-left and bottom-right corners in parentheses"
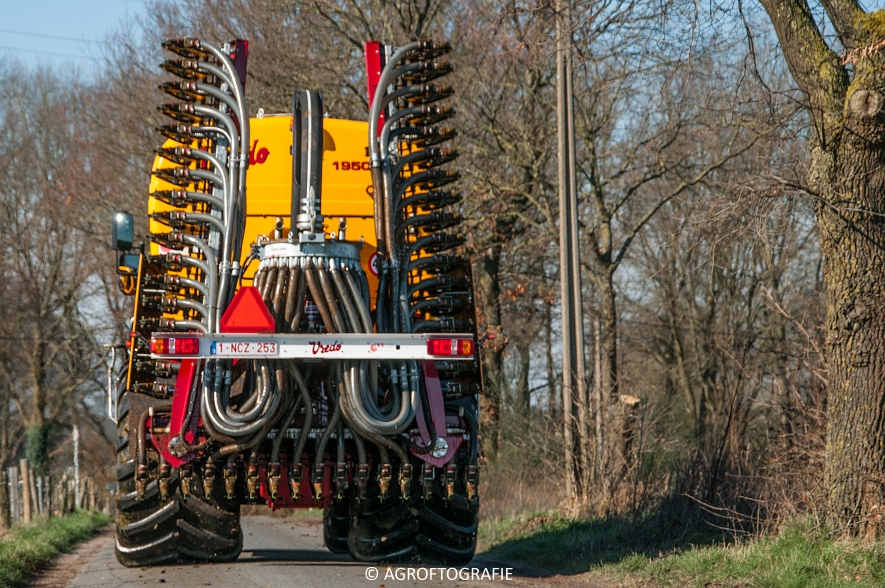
top-left (61, 515), bottom-right (534, 588)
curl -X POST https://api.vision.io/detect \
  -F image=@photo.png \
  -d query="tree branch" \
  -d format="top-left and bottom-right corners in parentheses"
top-left (818, 0), bottom-right (864, 49)
top-left (757, 0), bottom-right (846, 139)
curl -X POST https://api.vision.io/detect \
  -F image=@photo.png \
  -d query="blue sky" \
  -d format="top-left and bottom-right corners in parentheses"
top-left (0, 0), bottom-right (148, 73)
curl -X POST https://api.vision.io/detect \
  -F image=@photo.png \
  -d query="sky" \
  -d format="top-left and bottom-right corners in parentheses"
top-left (0, 0), bottom-right (148, 74)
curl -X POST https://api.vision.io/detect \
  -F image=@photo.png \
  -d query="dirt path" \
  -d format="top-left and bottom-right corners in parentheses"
top-left (28, 525), bottom-right (114, 588)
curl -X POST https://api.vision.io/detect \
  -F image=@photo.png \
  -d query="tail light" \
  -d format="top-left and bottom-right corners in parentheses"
top-left (150, 336), bottom-right (200, 355)
top-left (426, 337), bottom-right (474, 357)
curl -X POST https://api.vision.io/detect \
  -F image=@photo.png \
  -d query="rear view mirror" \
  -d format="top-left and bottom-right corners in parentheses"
top-left (112, 211), bottom-right (134, 251)
top-left (117, 253), bottom-right (140, 275)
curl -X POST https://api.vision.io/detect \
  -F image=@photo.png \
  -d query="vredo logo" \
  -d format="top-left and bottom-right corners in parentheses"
top-left (249, 140), bottom-right (269, 165)
top-left (310, 340), bottom-right (342, 355)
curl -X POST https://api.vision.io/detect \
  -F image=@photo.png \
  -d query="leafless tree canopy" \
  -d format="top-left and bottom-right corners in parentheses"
top-left (0, 0), bottom-right (850, 535)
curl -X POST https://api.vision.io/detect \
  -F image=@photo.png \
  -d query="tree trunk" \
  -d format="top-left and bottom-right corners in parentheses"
top-left (473, 245), bottom-right (506, 456)
top-left (756, 0), bottom-right (885, 536)
top-left (818, 141), bottom-right (885, 536)
top-left (515, 339), bottom-right (531, 419)
top-left (545, 299), bottom-right (558, 419)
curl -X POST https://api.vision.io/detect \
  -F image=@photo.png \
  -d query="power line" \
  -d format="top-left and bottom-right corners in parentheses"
top-left (0, 46), bottom-right (97, 62)
top-left (0, 28), bottom-right (99, 45)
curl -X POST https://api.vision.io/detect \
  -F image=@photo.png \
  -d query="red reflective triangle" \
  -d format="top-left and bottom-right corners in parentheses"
top-left (219, 286), bottom-right (276, 333)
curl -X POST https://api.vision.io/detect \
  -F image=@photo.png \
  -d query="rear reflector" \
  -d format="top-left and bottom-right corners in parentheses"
top-left (426, 338), bottom-right (474, 357)
top-left (150, 336), bottom-right (200, 355)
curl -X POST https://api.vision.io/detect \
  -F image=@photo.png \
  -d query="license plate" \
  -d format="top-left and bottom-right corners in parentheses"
top-left (211, 341), bottom-right (279, 357)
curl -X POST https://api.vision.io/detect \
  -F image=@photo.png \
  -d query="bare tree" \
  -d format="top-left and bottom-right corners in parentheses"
top-left (751, 0), bottom-right (885, 535)
top-left (0, 64), bottom-right (106, 478)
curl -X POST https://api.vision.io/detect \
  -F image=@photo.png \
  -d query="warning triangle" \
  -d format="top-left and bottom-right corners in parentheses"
top-left (219, 286), bottom-right (276, 333)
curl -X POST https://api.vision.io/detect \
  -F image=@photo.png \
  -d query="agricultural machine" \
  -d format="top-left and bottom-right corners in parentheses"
top-left (109, 38), bottom-right (480, 566)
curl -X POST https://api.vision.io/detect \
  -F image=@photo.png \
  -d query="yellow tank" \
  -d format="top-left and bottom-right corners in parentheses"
top-left (147, 115), bottom-right (380, 297)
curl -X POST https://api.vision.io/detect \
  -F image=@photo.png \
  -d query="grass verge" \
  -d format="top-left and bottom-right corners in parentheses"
top-left (480, 514), bottom-right (885, 587)
top-left (479, 510), bottom-right (720, 575)
top-left (0, 510), bottom-right (110, 588)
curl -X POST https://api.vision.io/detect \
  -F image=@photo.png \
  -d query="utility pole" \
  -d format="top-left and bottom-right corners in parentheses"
top-left (73, 425), bottom-right (80, 509)
top-left (557, 0), bottom-right (588, 503)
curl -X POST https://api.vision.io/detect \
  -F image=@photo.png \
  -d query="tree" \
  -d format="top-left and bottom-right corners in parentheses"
top-left (0, 64), bottom-right (105, 479)
top-left (755, 0), bottom-right (885, 535)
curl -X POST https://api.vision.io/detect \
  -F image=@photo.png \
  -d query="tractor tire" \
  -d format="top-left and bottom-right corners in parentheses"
top-left (114, 398), bottom-right (242, 567)
top-left (323, 499), bottom-right (350, 554)
top-left (347, 487), bottom-right (418, 563)
top-left (416, 485), bottom-right (478, 565)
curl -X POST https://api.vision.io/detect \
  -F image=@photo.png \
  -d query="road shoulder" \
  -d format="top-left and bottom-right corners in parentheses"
top-left (28, 525), bottom-right (113, 588)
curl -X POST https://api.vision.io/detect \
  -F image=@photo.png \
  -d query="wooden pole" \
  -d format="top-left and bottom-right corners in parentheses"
top-left (36, 476), bottom-right (43, 516)
top-left (88, 478), bottom-right (96, 511)
top-left (29, 469), bottom-right (38, 519)
top-left (8, 467), bottom-right (18, 523)
top-left (19, 459), bottom-right (31, 524)
top-left (0, 470), bottom-right (8, 530)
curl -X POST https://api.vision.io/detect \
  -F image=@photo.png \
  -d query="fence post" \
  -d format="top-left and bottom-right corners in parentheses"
top-left (46, 472), bottom-right (52, 518)
top-left (19, 459), bottom-right (31, 524)
top-left (88, 478), bottom-right (96, 511)
top-left (73, 425), bottom-right (80, 511)
top-left (36, 476), bottom-right (43, 516)
top-left (77, 478), bottom-right (85, 510)
top-left (0, 469), bottom-right (8, 530)
top-left (28, 467), bottom-right (37, 519)
top-left (8, 467), bottom-right (18, 523)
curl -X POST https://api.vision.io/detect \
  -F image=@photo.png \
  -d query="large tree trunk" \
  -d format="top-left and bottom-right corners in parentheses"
top-left (473, 245), bottom-right (505, 456)
top-left (757, 0), bottom-right (885, 535)
top-left (817, 140), bottom-right (885, 535)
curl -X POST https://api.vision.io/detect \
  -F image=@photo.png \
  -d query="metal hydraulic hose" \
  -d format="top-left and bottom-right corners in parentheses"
top-left (202, 360), bottom-right (279, 436)
top-left (177, 233), bottom-right (219, 333)
top-left (193, 104), bottom-right (239, 262)
top-left (343, 265), bottom-right (373, 333)
top-left (194, 82), bottom-right (240, 116)
top-left (284, 264), bottom-right (304, 330)
top-left (185, 148), bottom-right (233, 214)
top-left (379, 107), bottom-right (432, 160)
top-left (176, 255), bottom-right (214, 301)
top-left (368, 41), bottom-right (421, 167)
top-left (219, 361), bottom-right (276, 422)
top-left (380, 83), bottom-right (433, 110)
top-left (259, 265), bottom-right (279, 303)
top-left (314, 384), bottom-right (341, 466)
top-left (198, 45), bottom-right (249, 270)
top-left (182, 212), bottom-right (226, 235)
top-left (286, 363), bottom-right (314, 465)
top-left (271, 395), bottom-right (300, 464)
top-left (335, 364), bottom-right (410, 464)
top-left (369, 42), bottom-right (422, 261)
top-left (180, 189), bottom-right (225, 210)
top-left (329, 260), bottom-right (360, 333)
top-left (181, 168), bottom-right (226, 192)
top-left (271, 263), bottom-right (289, 319)
top-left (340, 360), bottom-right (413, 435)
top-left (303, 260), bottom-right (336, 332)
top-left (316, 262), bottom-right (347, 333)
top-left (192, 124), bottom-right (232, 145)
top-left (168, 297), bottom-right (209, 319)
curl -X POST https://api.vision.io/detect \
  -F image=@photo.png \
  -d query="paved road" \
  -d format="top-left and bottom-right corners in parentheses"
top-left (65, 516), bottom-right (530, 588)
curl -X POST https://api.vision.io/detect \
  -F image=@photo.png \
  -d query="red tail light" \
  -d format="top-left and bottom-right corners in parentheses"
top-left (426, 338), bottom-right (474, 357)
top-left (150, 336), bottom-right (200, 355)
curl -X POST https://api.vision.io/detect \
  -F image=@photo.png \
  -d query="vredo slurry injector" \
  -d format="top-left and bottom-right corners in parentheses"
top-left (109, 37), bottom-right (480, 567)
